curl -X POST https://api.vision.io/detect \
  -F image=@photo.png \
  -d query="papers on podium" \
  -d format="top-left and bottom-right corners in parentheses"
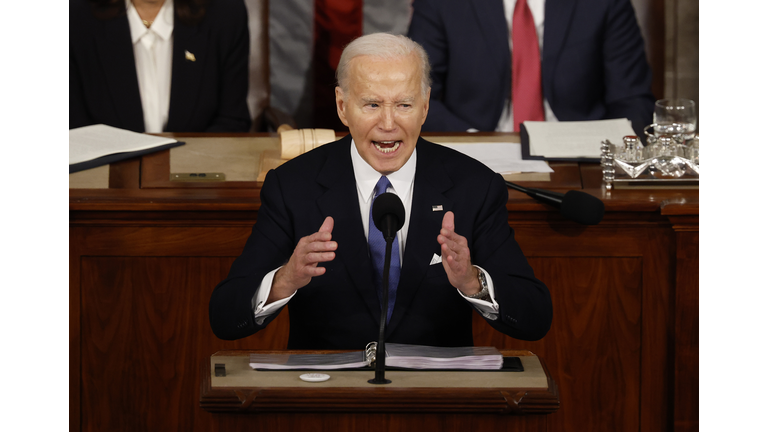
top-left (69, 124), bottom-right (184, 173)
top-left (385, 344), bottom-right (503, 369)
top-left (521, 118), bottom-right (636, 161)
top-left (249, 343), bottom-right (504, 371)
top-left (438, 142), bottom-right (553, 175)
top-left (250, 351), bottom-right (370, 370)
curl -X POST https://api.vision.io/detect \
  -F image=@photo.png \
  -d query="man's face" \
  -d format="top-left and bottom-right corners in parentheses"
top-left (335, 54), bottom-right (430, 175)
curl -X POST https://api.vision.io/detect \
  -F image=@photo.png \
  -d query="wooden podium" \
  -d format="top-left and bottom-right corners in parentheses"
top-left (199, 350), bottom-right (558, 430)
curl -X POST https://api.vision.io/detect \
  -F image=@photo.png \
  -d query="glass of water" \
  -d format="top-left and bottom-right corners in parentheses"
top-left (653, 98), bottom-right (697, 139)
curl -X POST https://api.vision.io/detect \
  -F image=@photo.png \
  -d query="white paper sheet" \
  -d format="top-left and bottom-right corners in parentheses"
top-left (435, 142), bottom-right (553, 174)
top-left (523, 118), bottom-right (635, 159)
top-left (69, 124), bottom-right (177, 165)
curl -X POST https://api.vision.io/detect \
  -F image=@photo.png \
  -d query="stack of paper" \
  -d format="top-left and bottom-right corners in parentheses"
top-left (522, 118), bottom-right (636, 160)
top-left (69, 124), bottom-right (182, 173)
top-left (384, 344), bottom-right (503, 370)
top-left (249, 351), bottom-right (369, 370)
top-left (249, 343), bottom-right (504, 371)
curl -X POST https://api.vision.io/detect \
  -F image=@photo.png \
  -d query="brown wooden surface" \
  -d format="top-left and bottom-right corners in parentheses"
top-left (107, 157), bottom-right (140, 189)
top-left (70, 133), bottom-right (698, 432)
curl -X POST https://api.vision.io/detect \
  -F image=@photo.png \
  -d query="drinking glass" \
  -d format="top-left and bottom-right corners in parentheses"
top-left (653, 98), bottom-right (697, 139)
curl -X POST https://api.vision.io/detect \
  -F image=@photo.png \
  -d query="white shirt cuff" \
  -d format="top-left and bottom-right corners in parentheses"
top-left (459, 265), bottom-right (500, 320)
top-left (252, 267), bottom-right (295, 325)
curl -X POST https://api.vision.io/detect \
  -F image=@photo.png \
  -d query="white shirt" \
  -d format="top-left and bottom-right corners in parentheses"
top-left (495, 0), bottom-right (558, 132)
top-left (349, 139), bottom-right (416, 263)
top-left (251, 141), bottom-right (500, 323)
top-left (127, 0), bottom-right (174, 133)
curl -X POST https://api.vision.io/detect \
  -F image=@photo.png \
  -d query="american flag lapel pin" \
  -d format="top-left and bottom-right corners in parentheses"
top-left (432, 205), bottom-right (443, 212)
top-left (185, 50), bottom-right (196, 62)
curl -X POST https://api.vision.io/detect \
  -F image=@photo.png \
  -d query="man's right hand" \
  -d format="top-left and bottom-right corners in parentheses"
top-left (268, 216), bottom-right (337, 303)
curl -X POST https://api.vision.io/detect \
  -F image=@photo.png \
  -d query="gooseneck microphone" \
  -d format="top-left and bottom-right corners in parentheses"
top-left (505, 181), bottom-right (605, 225)
top-left (368, 192), bottom-right (405, 385)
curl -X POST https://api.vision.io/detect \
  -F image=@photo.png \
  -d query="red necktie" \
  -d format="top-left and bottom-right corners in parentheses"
top-left (512, 0), bottom-right (544, 132)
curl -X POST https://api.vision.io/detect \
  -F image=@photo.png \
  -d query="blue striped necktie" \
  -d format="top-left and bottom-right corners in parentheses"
top-left (368, 176), bottom-right (400, 323)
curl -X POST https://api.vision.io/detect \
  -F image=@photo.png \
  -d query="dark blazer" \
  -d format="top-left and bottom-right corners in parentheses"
top-left (408, 0), bottom-right (655, 136)
top-left (209, 136), bottom-right (553, 349)
top-left (69, 0), bottom-right (251, 132)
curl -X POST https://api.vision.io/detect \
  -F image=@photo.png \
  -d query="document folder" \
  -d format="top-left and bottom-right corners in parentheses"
top-left (69, 141), bottom-right (185, 174)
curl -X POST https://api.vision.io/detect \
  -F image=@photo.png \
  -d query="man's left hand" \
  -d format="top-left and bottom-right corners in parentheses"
top-left (437, 211), bottom-right (481, 296)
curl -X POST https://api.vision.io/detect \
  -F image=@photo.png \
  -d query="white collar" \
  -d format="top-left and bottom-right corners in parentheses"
top-left (350, 139), bottom-right (417, 202)
top-left (127, 0), bottom-right (175, 44)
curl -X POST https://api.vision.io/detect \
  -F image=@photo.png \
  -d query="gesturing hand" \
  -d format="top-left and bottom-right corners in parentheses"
top-left (269, 217), bottom-right (337, 303)
top-left (437, 211), bottom-right (481, 296)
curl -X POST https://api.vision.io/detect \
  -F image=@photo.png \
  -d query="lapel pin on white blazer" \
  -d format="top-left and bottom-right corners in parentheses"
top-left (185, 50), bottom-right (196, 62)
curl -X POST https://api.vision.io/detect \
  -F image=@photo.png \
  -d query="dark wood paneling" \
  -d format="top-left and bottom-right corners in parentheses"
top-left (474, 256), bottom-right (643, 432)
top-left (70, 229), bottom-right (82, 432)
top-left (196, 412), bottom-right (548, 431)
top-left (673, 229), bottom-right (699, 432)
top-left (76, 225), bottom-right (253, 257)
top-left (78, 255), bottom-right (290, 432)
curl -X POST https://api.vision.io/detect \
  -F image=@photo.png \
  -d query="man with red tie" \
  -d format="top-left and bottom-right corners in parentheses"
top-left (408, 0), bottom-right (655, 136)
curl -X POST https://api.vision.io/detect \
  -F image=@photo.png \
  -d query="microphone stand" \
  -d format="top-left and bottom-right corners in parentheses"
top-left (368, 217), bottom-right (396, 385)
top-left (505, 180), bottom-right (605, 225)
top-left (505, 181), bottom-right (565, 207)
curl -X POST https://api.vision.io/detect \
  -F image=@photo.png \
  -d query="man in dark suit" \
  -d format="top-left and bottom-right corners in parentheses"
top-left (69, 0), bottom-right (251, 132)
top-left (209, 33), bottom-right (552, 349)
top-left (407, 0), bottom-right (655, 136)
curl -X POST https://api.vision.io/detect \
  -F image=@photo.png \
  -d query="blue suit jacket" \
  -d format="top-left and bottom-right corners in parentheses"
top-left (408, 0), bottom-right (655, 136)
top-left (209, 136), bottom-right (553, 349)
top-left (69, 0), bottom-right (251, 132)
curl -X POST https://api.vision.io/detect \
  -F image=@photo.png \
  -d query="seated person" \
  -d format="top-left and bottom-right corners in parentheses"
top-left (70, 0), bottom-right (251, 132)
top-left (407, 0), bottom-right (655, 136)
top-left (209, 33), bottom-right (552, 349)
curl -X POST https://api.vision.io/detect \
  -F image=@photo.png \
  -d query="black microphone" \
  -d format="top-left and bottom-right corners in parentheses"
top-left (372, 192), bottom-right (406, 239)
top-left (505, 181), bottom-right (605, 225)
top-left (368, 192), bottom-right (405, 385)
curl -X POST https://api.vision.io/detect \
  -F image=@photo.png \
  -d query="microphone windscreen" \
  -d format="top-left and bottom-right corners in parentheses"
top-left (372, 192), bottom-right (406, 232)
top-left (560, 191), bottom-right (605, 225)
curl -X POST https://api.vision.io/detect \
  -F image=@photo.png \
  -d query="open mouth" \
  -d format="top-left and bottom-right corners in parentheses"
top-left (372, 140), bottom-right (401, 154)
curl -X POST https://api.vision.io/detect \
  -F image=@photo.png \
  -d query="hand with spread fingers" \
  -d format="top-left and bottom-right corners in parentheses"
top-left (269, 216), bottom-right (337, 303)
top-left (437, 211), bottom-right (481, 296)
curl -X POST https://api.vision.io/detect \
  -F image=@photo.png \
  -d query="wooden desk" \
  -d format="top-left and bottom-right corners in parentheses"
top-left (70, 133), bottom-right (698, 432)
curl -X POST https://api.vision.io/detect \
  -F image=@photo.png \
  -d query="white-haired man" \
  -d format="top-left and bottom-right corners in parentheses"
top-left (210, 33), bottom-right (552, 349)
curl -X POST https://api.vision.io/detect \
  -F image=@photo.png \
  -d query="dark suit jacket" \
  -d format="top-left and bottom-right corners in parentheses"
top-left (408, 0), bottom-right (655, 136)
top-left (69, 0), bottom-right (251, 132)
top-left (209, 136), bottom-right (553, 349)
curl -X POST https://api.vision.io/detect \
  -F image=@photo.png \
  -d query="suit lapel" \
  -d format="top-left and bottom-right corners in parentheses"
top-left (166, 13), bottom-right (206, 131)
top-left (471, 0), bottom-right (510, 74)
top-left (95, 14), bottom-right (144, 131)
top-left (386, 140), bottom-right (454, 336)
top-left (542, 0), bottom-right (577, 102)
top-left (315, 137), bottom-right (382, 325)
